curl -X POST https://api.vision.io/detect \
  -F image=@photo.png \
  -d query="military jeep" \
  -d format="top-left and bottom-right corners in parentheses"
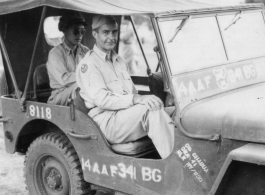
top-left (0, 0), bottom-right (265, 195)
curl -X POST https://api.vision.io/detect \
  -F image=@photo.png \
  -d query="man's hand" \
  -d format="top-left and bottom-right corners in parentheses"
top-left (133, 94), bottom-right (164, 111)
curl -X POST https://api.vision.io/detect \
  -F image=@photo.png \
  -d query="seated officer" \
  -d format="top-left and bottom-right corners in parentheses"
top-left (47, 11), bottom-right (89, 105)
top-left (76, 15), bottom-right (174, 159)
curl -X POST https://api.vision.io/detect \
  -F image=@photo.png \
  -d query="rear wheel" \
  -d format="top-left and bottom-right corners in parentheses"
top-left (24, 132), bottom-right (90, 195)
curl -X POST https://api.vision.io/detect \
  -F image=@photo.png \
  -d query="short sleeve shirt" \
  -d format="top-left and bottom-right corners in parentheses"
top-left (47, 41), bottom-right (89, 89)
top-left (76, 45), bottom-right (138, 113)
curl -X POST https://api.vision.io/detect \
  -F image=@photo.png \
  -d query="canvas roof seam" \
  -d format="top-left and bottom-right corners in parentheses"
top-left (155, 4), bottom-right (264, 17)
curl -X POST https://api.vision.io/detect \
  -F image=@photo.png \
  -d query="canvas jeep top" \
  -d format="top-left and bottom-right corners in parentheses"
top-left (0, 0), bottom-right (265, 195)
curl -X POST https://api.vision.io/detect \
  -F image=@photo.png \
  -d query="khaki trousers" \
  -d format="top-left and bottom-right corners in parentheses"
top-left (92, 104), bottom-right (175, 159)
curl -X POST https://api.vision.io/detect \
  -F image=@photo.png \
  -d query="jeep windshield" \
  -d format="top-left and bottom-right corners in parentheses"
top-left (157, 10), bottom-right (265, 110)
top-left (159, 11), bottom-right (265, 75)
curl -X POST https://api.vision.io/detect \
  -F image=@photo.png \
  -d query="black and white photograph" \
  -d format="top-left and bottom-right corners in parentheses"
top-left (0, 0), bottom-right (264, 194)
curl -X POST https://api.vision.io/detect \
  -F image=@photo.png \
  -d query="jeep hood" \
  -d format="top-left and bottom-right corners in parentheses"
top-left (181, 84), bottom-right (265, 143)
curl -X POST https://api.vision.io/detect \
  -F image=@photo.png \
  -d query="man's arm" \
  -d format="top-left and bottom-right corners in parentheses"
top-left (133, 94), bottom-right (163, 111)
top-left (77, 61), bottom-right (163, 111)
top-left (47, 50), bottom-right (76, 86)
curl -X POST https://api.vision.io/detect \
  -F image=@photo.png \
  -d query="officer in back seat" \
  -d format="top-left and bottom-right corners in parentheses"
top-left (47, 11), bottom-right (89, 105)
top-left (76, 15), bottom-right (174, 159)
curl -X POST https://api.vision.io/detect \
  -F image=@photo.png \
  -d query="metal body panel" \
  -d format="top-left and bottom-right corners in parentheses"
top-left (210, 143), bottom-right (265, 194)
top-left (173, 56), bottom-right (265, 111)
top-left (1, 96), bottom-right (249, 195)
top-left (181, 83), bottom-right (265, 143)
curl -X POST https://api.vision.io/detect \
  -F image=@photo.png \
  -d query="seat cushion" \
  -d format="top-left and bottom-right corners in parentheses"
top-left (111, 136), bottom-right (155, 155)
top-left (34, 64), bottom-right (50, 89)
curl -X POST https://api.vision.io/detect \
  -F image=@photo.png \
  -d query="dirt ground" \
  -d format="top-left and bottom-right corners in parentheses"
top-left (0, 124), bottom-right (28, 195)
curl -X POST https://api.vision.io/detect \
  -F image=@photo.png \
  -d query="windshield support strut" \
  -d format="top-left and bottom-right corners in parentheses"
top-left (168, 15), bottom-right (191, 43)
top-left (20, 6), bottom-right (47, 112)
top-left (129, 16), bottom-right (151, 75)
top-left (224, 11), bottom-right (243, 31)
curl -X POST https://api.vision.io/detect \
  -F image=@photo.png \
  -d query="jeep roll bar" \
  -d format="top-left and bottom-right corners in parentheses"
top-left (20, 6), bottom-right (47, 112)
top-left (0, 6), bottom-right (47, 112)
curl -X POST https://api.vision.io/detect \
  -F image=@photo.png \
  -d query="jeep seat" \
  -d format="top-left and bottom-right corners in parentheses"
top-left (33, 64), bottom-right (51, 101)
top-left (74, 89), bottom-right (157, 158)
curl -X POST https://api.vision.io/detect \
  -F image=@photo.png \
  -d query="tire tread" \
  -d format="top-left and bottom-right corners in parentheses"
top-left (24, 132), bottom-right (90, 195)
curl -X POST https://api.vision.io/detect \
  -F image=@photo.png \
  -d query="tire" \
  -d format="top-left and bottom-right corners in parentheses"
top-left (24, 132), bottom-right (90, 195)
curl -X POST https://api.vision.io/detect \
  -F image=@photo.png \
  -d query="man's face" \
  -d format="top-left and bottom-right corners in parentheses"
top-left (64, 24), bottom-right (85, 48)
top-left (93, 23), bottom-right (118, 52)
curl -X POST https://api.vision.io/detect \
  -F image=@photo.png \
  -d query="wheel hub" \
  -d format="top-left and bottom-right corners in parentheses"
top-left (46, 168), bottom-right (62, 190)
top-left (40, 157), bottom-right (69, 194)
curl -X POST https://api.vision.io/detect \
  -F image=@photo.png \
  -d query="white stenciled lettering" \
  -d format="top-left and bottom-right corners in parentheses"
top-left (93, 163), bottom-right (100, 174)
top-left (243, 65), bottom-right (256, 79)
top-left (126, 165), bottom-right (134, 179)
top-left (185, 143), bottom-right (192, 151)
top-left (192, 153), bottom-right (209, 173)
top-left (110, 165), bottom-right (118, 177)
top-left (118, 163), bottom-right (126, 178)
top-left (251, 65), bottom-right (256, 77)
top-left (227, 69), bottom-right (236, 83)
top-left (142, 167), bottom-right (162, 182)
top-left (82, 158), bottom-right (162, 182)
top-left (194, 172), bottom-right (203, 182)
top-left (46, 107), bottom-right (52, 119)
top-left (204, 76), bottom-right (211, 89)
top-left (152, 169), bottom-right (162, 182)
top-left (101, 165), bottom-right (109, 176)
top-left (188, 81), bottom-right (197, 95)
top-left (197, 79), bottom-right (205, 91)
top-left (243, 65), bottom-right (252, 79)
top-left (142, 167), bottom-right (152, 181)
top-left (41, 107), bottom-right (45, 118)
top-left (234, 68), bottom-right (243, 81)
top-left (36, 106), bottom-right (40, 118)
top-left (29, 105), bottom-right (52, 120)
top-left (178, 82), bottom-right (188, 97)
top-left (82, 158), bottom-right (91, 171)
top-left (29, 105), bottom-right (35, 116)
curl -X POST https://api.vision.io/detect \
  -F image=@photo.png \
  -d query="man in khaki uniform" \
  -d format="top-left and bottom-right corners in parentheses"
top-left (47, 11), bottom-right (89, 105)
top-left (76, 15), bottom-right (174, 159)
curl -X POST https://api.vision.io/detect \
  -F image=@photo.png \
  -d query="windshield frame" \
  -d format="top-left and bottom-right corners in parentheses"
top-left (157, 9), bottom-right (265, 77)
top-left (152, 8), bottom-right (265, 111)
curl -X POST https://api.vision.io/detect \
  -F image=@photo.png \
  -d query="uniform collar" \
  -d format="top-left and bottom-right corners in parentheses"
top-left (93, 44), bottom-right (119, 63)
top-left (63, 41), bottom-right (80, 56)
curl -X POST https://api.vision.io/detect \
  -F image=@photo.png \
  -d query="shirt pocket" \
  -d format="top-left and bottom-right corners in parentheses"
top-left (104, 72), bottom-right (118, 83)
top-left (104, 73), bottom-right (123, 93)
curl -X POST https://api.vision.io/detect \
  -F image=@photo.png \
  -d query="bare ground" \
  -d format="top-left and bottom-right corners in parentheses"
top-left (0, 124), bottom-right (28, 195)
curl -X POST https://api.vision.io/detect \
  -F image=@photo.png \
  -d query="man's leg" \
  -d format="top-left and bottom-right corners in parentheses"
top-left (148, 72), bottom-right (167, 104)
top-left (93, 104), bottom-right (175, 159)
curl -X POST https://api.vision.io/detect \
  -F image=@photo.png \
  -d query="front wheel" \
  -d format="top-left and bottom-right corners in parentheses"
top-left (24, 132), bottom-right (90, 195)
